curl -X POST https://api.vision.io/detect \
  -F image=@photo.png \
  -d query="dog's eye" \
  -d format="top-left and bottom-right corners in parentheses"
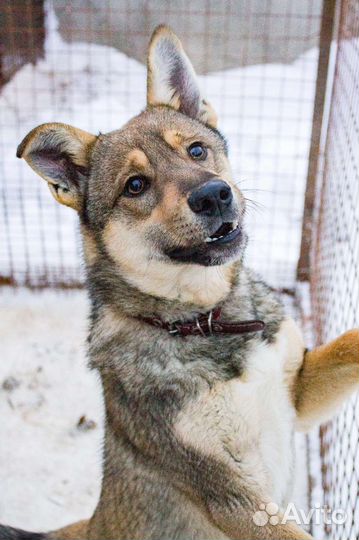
top-left (124, 176), bottom-right (148, 197)
top-left (188, 143), bottom-right (207, 160)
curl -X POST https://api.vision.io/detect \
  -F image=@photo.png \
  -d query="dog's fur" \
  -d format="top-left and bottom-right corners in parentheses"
top-left (2, 25), bottom-right (358, 540)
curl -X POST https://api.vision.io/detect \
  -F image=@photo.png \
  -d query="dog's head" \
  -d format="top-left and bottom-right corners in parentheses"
top-left (17, 26), bottom-right (247, 306)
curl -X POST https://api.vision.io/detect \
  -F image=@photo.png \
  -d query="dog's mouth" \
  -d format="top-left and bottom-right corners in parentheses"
top-left (205, 219), bottom-right (240, 245)
top-left (165, 218), bottom-right (243, 266)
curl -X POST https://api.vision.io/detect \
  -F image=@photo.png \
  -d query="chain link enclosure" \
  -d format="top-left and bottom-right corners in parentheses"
top-left (305, 0), bottom-right (359, 538)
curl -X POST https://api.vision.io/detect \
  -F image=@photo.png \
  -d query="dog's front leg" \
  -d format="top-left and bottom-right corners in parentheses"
top-left (294, 329), bottom-right (359, 431)
top-left (100, 376), bottom-right (312, 540)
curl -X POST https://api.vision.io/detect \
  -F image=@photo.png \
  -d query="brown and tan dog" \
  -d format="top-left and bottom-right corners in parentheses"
top-left (1, 26), bottom-right (358, 540)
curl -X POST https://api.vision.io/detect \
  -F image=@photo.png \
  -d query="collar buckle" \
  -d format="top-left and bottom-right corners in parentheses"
top-left (195, 316), bottom-right (207, 337)
top-left (195, 309), bottom-right (214, 337)
top-left (168, 322), bottom-right (180, 336)
top-left (207, 309), bottom-right (214, 335)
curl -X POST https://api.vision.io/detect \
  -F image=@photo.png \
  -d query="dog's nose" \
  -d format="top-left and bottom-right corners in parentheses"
top-left (188, 180), bottom-right (233, 216)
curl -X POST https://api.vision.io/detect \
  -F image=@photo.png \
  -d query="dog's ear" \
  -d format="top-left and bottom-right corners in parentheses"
top-left (17, 123), bottom-right (97, 211)
top-left (147, 25), bottom-right (217, 128)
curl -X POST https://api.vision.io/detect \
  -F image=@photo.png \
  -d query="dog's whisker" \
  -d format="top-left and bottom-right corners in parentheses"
top-left (244, 202), bottom-right (266, 216)
top-left (240, 188), bottom-right (273, 194)
top-left (243, 196), bottom-right (266, 210)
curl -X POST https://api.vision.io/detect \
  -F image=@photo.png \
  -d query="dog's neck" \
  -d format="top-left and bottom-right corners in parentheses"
top-left (87, 256), bottom-right (241, 322)
top-left (115, 259), bottom-right (236, 309)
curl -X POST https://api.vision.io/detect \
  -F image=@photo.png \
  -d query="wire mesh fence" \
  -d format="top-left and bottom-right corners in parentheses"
top-left (1, 0), bottom-right (359, 537)
top-left (0, 0), bottom-right (322, 288)
top-left (306, 0), bottom-right (359, 538)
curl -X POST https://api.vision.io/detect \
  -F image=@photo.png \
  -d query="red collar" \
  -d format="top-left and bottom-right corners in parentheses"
top-left (139, 307), bottom-right (265, 338)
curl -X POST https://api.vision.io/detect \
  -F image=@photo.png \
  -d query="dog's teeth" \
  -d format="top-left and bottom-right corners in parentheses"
top-left (205, 223), bottom-right (239, 243)
top-left (206, 235), bottom-right (224, 243)
top-left (205, 235), bottom-right (223, 243)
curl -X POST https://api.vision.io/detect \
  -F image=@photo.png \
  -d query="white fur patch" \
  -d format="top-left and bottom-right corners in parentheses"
top-left (175, 318), bottom-right (305, 505)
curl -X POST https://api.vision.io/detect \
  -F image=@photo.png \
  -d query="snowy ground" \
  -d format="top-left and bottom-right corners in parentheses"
top-left (0, 2), bottom-right (318, 289)
top-left (0, 287), bottom-right (309, 532)
top-left (0, 288), bottom-right (103, 531)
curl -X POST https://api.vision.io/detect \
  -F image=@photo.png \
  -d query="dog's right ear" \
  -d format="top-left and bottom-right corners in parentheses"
top-left (147, 25), bottom-right (217, 128)
top-left (17, 123), bottom-right (97, 211)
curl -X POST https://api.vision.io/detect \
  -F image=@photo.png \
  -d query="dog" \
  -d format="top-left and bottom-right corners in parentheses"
top-left (1, 25), bottom-right (358, 540)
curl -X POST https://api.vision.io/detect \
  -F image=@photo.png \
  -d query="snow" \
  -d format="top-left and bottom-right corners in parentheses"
top-left (0, 288), bottom-right (103, 531)
top-left (0, 3), bottom-right (318, 289)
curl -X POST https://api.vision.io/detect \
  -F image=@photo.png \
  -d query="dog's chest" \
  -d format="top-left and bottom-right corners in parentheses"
top-left (175, 320), bottom-right (303, 504)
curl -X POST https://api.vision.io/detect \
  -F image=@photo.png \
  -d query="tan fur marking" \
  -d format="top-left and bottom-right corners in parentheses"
top-left (163, 129), bottom-right (183, 150)
top-left (199, 100), bottom-right (218, 128)
top-left (295, 329), bottom-right (359, 431)
top-left (150, 183), bottom-right (182, 223)
top-left (49, 519), bottom-right (89, 539)
top-left (48, 183), bottom-right (81, 210)
top-left (216, 155), bottom-right (243, 199)
top-left (81, 226), bottom-right (98, 265)
top-left (127, 149), bottom-right (150, 170)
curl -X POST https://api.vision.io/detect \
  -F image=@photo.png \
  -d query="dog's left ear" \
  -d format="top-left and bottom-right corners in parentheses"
top-left (147, 25), bottom-right (217, 128)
